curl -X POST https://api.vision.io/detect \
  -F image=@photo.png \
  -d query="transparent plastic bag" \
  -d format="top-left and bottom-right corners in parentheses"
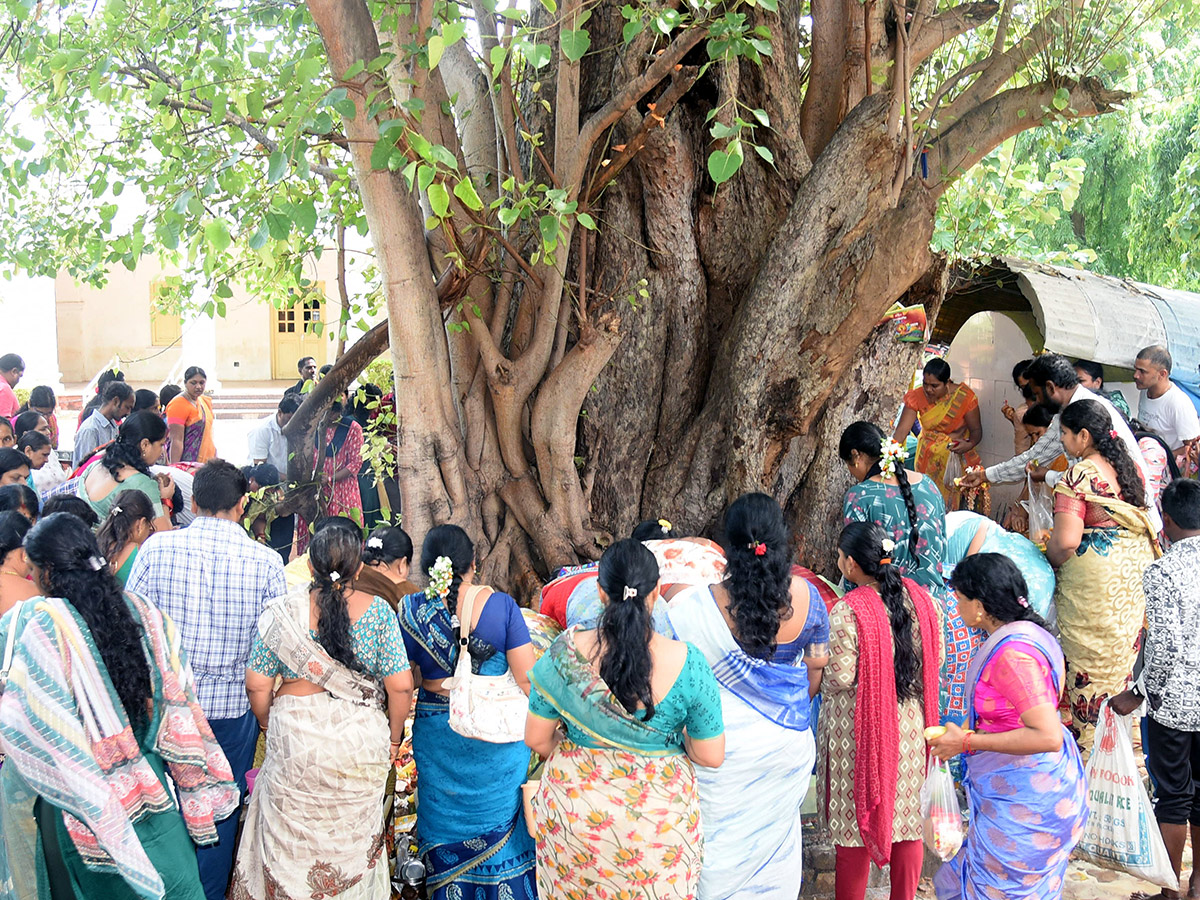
top-left (920, 755), bottom-right (963, 861)
top-left (1023, 470), bottom-right (1053, 545)
top-left (1075, 702), bottom-right (1179, 888)
top-left (943, 452), bottom-right (963, 490)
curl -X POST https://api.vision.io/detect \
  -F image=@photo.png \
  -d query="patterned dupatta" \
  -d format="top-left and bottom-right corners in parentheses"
top-left (527, 627), bottom-right (681, 756)
top-left (254, 586), bottom-right (385, 708)
top-left (1052, 465), bottom-right (1162, 555)
top-left (0, 594), bottom-right (238, 900)
top-left (399, 590), bottom-right (458, 674)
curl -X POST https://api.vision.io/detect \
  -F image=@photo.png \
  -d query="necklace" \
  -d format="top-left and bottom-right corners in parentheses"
top-left (1, 569), bottom-right (23, 578)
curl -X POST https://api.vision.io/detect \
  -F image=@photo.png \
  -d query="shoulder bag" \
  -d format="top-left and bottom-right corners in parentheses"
top-left (445, 585), bottom-right (528, 743)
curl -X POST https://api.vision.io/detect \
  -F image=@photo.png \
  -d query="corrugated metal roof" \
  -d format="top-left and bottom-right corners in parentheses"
top-left (1004, 258), bottom-right (1171, 372)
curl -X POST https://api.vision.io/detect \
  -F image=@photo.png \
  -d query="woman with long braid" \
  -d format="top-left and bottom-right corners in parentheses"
top-left (525, 539), bottom-right (725, 898)
top-left (838, 421), bottom-right (976, 725)
top-left (824, 522), bottom-right (943, 900)
top-left (231, 525), bottom-right (414, 900)
top-left (398, 524), bottom-right (537, 900)
top-left (1049, 399), bottom-right (1159, 753)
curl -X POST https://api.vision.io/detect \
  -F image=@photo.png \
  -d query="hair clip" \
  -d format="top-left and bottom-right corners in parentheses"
top-left (1108, 429), bottom-right (1118, 439)
top-left (1017, 595), bottom-right (1030, 608)
top-left (329, 571), bottom-right (341, 583)
top-left (622, 585), bottom-right (638, 601)
top-left (87, 555), bottom-right (106, 571)
top-left (658, 518), bottom-right (672, 532)
top-left (748, 540), bottom-right (767, 556)
top-left (366, 536), bottom-right (384, 549)
top-left (110, 505), bottom-right (122, 516)
top-left (879, 557), bottom-right (892, 565)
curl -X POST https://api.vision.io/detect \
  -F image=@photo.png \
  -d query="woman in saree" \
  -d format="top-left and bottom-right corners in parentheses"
top-left (893, 359), bottom-right (983, 509)
top-left (294, 399), bottom-right (364, 554)
top-left (44, 411), bottom-right (177, 533)
top-left (668, 492), bottom-right (819, 900)
top-left (525, 539), bottom-right (726, 899)
top-left (839, 421), bottom-right (977, 725)
top-left (928, 553), bottom-right (1088, 900)
top-left (399, 524), bottom-right (538, 900)
top-left (0, 513), bottom-right (237, 900)
top-left (944, 510), bottom-right (1055, 624)
top-left (166, 366), bottom-right (216, 464)
top-left (1046, 398), bottom-right (1159, 752)
top-left (824, 522), bottom-right (942, 900)
top-left (230, 525), bottom-right (414, 900)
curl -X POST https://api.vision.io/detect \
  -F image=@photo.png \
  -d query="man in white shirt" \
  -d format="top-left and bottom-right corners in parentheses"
top-left (1134, 345), bottom-right (1200, 456)
top-left (72, 381), bottom-right (134, 467)
top-left (960, 354), bottom-right (1162, 531)
top-left (247, 394), bottom-right (299, 474)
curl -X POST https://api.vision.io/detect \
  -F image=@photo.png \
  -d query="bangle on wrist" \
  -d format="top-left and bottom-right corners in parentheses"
top-left (962, 729), bottom-right (976, 756)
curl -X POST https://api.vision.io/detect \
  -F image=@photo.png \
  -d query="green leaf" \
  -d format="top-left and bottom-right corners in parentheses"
top-left (204, 220), bottom-right (231, 253)
top-left (343, 59), bottom-right (365, 79)
top-left (497, 206), bottom-right (520, 226)
top-left (577, 212), bottom-right (597, 230)
top-left (561, 28), bottom-right (591, 62)
top-left (490, 45), bottom-right (508, 78)
top-left (751, 108), bottom-right (770, 127)
top-left (265, 209), bottom-right (292, 240)
top-left (267, 150), bottom-right (288, 183)
top-left (371, 136), bottom-right (394, 170)
top-left (753, 144), bottom-right (775, 165)
top-left (707, 141), bottom-right (744, 185)
top-left (622, 18), bottom-right (644, 43)
top-left (334, 97), bottom-right (358, 120)
top-left (539, 214), bottom-right (559, 247)
top-left (526, 43), bottom-right (552, 68)
top-left (453, 177), bottom-right (484, 211)
top-left (293, 199), bottom-right (317, 235)
top-left (417, 164), bottom-right (435, 192)
top-left (1052, 87), bottom-right (1070, 111)
top-left (442, 21), bottom-right (467, 47)
top-left (428, 34), bottom-right (445, 69)
top-left (428, 181), bottom-right (450, 218)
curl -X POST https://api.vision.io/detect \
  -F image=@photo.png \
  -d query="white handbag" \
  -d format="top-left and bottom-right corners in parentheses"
top-left (445, 585), bottom-right (528, 743)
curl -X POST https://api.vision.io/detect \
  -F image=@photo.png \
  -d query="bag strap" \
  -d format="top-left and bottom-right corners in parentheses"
top-left (1, 600), bottom-right (25, 690)
top-left (457, 585), bottom-right (492, 647)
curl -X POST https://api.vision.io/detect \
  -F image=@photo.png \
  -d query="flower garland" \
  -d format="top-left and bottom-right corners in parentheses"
top-left (879, 438), bottom-right (908, 478)
top-left (428, 555), bottom-right (454, 599)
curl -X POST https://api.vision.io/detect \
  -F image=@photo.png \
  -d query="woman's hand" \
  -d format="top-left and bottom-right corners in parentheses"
top-left (926, 722), bottom-right (965, 761)
top-left (1002, 401), bottom-right (1017, 423)
top-left (1026, 460), bottom-right (1048, 484)
top-left (155, 471), bottom-right (175, 495)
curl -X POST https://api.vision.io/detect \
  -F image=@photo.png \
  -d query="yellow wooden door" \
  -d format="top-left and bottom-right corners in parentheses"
top-left (271, 287), bottom-right (326, 379)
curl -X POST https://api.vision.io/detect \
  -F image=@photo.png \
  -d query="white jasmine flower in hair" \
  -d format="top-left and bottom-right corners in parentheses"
top-left (367, 536), bottom-right (384, 549)
top-left (881, 538), bottom-right (896, 553)
top-left (429, 555), bottom-right (455, 599)
top-left (329, 571), bottom-right (341, 583)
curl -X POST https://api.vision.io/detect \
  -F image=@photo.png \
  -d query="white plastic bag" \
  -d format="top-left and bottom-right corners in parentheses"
top-left (1075, 702), bottom-right (1179, 889)
top-left (920, 755), bottom-right (963, 861)
top-left (1023, 470), bottom-right (1053, 545)
top-left (943, 452), bottom-right (963, 490)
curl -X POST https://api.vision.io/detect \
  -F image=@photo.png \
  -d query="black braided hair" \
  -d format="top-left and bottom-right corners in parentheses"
top-left (720, 492), bottom-right (793, 660)
top-left (1060, 400), bottom-right (1147, 509)
top-left (838, 421), bottom-right (921, 557)
top-left (838, 522), bottom-right (920, 701)
top-left (308, 525), bottom-right (366, 672)
top-left (25, 513), bottom-right (152, 729)
top-left (100, 411), bottom-right (166, 480)
top-left (596, 539), bottom-right (659, 718)
top-left (420, 524), bottom-right (476, 616)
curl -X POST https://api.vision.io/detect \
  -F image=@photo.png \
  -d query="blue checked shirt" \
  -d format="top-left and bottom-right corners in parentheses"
top-left (126, 516), bottom-right (288, 720)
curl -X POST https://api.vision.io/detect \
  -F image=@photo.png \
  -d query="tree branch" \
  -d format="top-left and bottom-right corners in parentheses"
top-left (554, 0), bottom-right (583, 185)
top-left (909, 1), bottom-right (1000, 69)
top-left (933, 1), bottom-right (1083, 135)
top-left (574, 25), bottom-right (707, 190)
top-left (799, 0), bottom-right (850, 160)
top-left (926, 76), bottom-right (1130, 196)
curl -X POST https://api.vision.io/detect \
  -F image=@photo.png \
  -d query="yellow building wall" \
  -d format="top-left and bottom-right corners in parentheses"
top-left (55, 254), bottom-right (342, 384)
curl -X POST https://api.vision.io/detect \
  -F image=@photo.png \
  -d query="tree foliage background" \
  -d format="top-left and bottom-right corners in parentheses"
top-left (2, 0), bottom-right (1197, 586)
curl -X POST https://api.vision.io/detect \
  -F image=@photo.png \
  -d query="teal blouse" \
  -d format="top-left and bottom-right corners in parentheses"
top-left (528, 631), bottom-right (724, 755)
top-left (247, 595), bottom-right (409, 680)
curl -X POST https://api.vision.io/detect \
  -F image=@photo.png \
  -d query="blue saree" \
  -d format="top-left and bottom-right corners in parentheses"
top-left (399, 593), bottom-right (536, 900)
top-left (934, 622), bottom-right (1089, 900)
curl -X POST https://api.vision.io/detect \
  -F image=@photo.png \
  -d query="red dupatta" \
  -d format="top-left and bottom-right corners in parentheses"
top-left (840, 577), bottom-right (941, 867)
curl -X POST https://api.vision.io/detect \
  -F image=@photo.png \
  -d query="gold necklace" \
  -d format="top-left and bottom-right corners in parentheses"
top-left (0, 569), bottom-right (23, 578)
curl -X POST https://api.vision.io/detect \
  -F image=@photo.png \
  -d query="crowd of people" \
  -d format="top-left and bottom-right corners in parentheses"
top-left (0, 344), bottom-right (1199, 900)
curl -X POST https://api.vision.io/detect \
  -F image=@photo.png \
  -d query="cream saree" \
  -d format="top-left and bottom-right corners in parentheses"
top-left (228, 590), bottom-right (391, 900)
